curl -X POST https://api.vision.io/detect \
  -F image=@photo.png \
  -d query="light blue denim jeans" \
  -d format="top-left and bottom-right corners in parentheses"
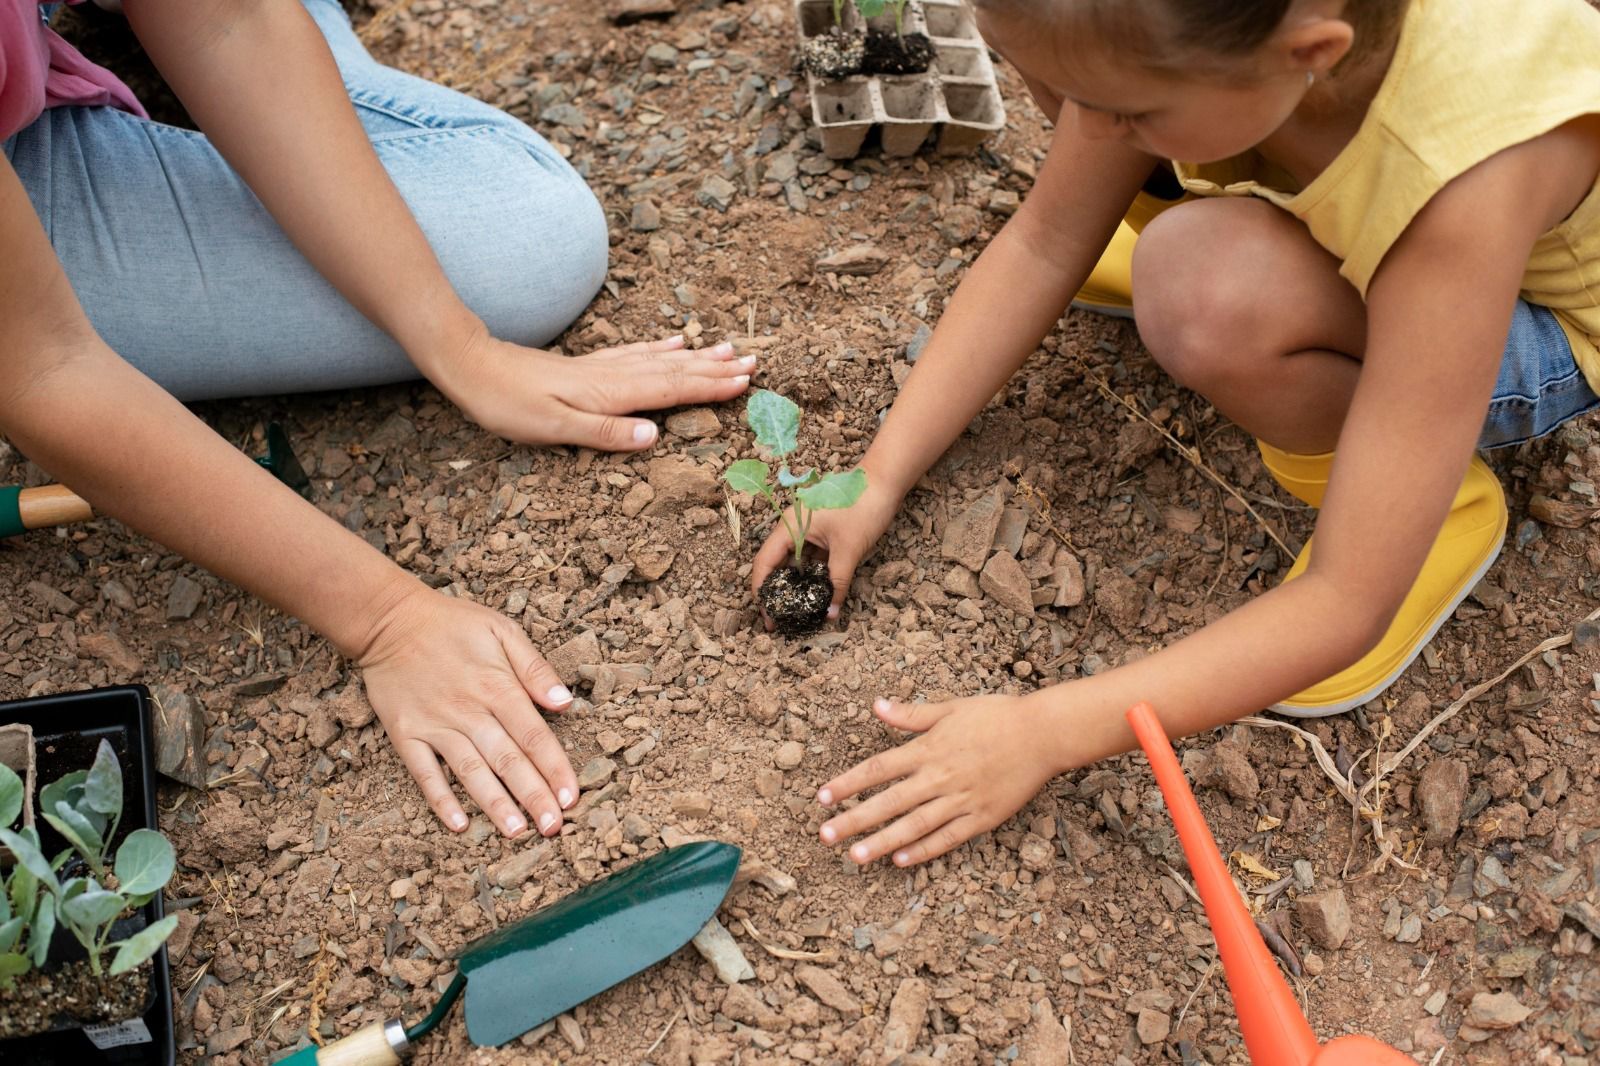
top-left (5, 0), bottom-right (608, 401)
top-left (1480, 300), bottom-right (1600, 449)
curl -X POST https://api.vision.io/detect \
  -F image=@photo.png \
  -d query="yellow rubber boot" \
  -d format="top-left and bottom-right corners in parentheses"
top-left (1257, 442), bottom-right (1508, 717)
top-left (1071, 189), bottom-right (1188, 319)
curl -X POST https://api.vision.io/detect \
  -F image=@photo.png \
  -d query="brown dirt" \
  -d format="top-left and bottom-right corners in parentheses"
top-left (6, 1), bottom-right (1596, 1063)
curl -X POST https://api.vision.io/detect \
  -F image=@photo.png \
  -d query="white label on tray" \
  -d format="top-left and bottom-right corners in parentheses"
top-left (83, 1017), bottom-right (153, 1048)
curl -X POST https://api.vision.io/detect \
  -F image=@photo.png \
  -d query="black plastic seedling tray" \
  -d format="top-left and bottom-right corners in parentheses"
top-left (0, 685), bottom-right (176, 1066)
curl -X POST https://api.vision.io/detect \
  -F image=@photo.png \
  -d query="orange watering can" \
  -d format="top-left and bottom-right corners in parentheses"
top-left (1126, 702), bottom-right (1413, 1065)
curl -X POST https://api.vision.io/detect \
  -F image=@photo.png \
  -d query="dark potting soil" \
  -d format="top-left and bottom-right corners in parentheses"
top-left (801, 26), bottom-right (865, 80)
top-left (0, 958), bottom-right (152, 1040)
top-left (863, 30), bottom-right (933, 75)
top-left (758, 561), bottom-right (833, 636)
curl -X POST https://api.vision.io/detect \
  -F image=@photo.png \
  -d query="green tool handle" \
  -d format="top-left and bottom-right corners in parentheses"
top-left (275, 1020), bottom-right (409, 1065)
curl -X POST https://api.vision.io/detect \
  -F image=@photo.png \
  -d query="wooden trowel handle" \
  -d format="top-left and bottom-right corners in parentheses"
top-left (274, 1021), bottom-right (409, 1065)
top-left (0, 484), bottom-right (94, 537)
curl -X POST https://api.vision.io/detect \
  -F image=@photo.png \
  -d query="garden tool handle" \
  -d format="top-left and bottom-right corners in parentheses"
top-left (275, 1020), bottom-right (409, 1065)
top-left (0, 484), bottom-right (93, 537)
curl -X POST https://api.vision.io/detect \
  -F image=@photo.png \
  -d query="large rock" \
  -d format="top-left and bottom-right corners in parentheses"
top-left (1296, 888), bottom-right (1351, 950)
top-left (941, 482), bottom-right (1008, 571)
top-left (1464, 992), bottom-right (1531, 1030)
top-left (1015, 999), bottom-right (1072, 1065)
top-left (643, 457), bottom-right (719, 515)
top-left (880, 977), bottom-right (929, 1061)
top-left (1199, 741), bottom-right (1260, 803)
top-left (1417, 757), bottom-right (1468, 846)
top-left (979, 551), bottom-right (1035, 617)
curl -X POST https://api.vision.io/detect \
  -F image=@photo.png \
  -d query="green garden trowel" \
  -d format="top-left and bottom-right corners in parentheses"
top-left (276, 841), bottom-right (742, 1065)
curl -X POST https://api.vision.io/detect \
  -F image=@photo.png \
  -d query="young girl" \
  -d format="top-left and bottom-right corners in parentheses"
top-left (3, 1), bottom-right (752, 841)
top-left (752, 0), bottom-right (1600, 867)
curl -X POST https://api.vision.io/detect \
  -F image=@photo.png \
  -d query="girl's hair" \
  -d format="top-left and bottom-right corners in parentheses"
top-left (977, 0), bottom-right (1406, 77)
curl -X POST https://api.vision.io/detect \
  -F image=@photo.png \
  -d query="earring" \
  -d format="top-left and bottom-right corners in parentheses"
top-left (1306, 70), bottom-right (1316, 87)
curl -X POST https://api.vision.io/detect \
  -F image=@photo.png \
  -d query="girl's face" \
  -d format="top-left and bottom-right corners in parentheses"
top-left (978, 7), bottom-right (1347, 163)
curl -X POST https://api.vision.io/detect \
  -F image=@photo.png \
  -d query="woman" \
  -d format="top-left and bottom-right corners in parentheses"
top-left (1, 0), bottom-right (753, 838)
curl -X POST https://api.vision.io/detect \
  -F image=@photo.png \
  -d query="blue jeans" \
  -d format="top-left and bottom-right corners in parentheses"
top-left (5, 0), bottom-right (608, 400)
top-left (1480, 300), bottom-right (1600, 449)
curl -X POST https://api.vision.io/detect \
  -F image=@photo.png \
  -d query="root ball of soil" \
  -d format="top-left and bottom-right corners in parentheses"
top-left (802, 27), bottom-right (866, 80)
top-left (759, 561), bottom-right (833, 636)
top-left (0, 959), bottom-right (152, 1040)
top-left (863, 30), bottom-right (933, 75)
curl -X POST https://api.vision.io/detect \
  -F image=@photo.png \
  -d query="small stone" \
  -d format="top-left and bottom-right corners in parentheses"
top-left (1018, 833), bottom-right (1053, 872)
top-left (936, 204), bottom-right (983, 244)
top-left (980, 551), bottom-right (1035, 617)
top-left (666, 408), bottom-right (721, 440)
top-left (577, 758), bottom-right (617, 790)
top-left (319, 446), bottom-right (353, 479)
top-left (165, 575), bottom-right (204, 620)
top-left (556, 1013), bottom-right (586, 1054)
top-left (881, 977), bottom-right (930, 1060)
top-left (1395, 914), bottom-right (1422, 943)
top-left (1051, 555), bottom-right (1086, 608)
top-left (942, 483), bottom-right (1008, 571)
top-left (772, 740), bottom-right (805, 770)
top-left (206, 1026), bottom-right (253, 1055)
top-left (330, 682), bottom-right (375, 729)
top-left (905, 324), bottom-right (932, 362)
top-left (149, 685), bottom-right (206, 789)
top-left (1296, 888), bottom-right (1351, 950)
top-left (630, 200), bottom-right (662, 232)
top-left (26, 580), bottom-right (78, 616)
top-left (644, 457), bottom-right (720, 514)
top-left (609, 0), bottom-right (677, 24)
top-left (735, 858), bottom-right (797, 896)
top-left (620, 813), bottom-right (654, 843)
top-left (796, 964), bottom-right (862, 1014)
top-left (623, 735), bottom-right (657, 766)
top-left (546, 630), bottom-right (600, 685)
top-left (1136, 1009), bottom-right (1172, 1045)
top-left (79, 632), bottom-right (141, 676)
top-left (1464, 991), bottom-right (1531, 1030)
top-left (816, 243), bottom-right (890, 276)
top-left (643, 41), bottom-right (680, 70)
top-left (620, 481), bottom-right (655, 518)
top-left (721, 983), bottom-right (783, 1030)
top-left (697, 174), bottom-right (737, 212)
top-left (597, 729), bottom-right (626, 755)
top-left (692, 917), bottom-right (754, 984)
top-left (1573, 618), bottom-right (1600, 650)
top-left (1199, 742), bottom-right (1259, 803)
top-left (1016, 999), bottom-right (1071, 1065)
top-left (673, 791), bottom-right (713, 817)
top-left (1417, 757), bottom-right (1468, 846)
top-left (389, 878), bottom-right (414, 900)
top-left (491, 844), bottom-right (551, 889)
top-left (305, 702), bottom-right (340, 750)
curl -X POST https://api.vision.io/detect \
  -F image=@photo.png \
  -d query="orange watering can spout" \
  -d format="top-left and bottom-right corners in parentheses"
top-left (1126, 702), bottom-right (1413, 1066)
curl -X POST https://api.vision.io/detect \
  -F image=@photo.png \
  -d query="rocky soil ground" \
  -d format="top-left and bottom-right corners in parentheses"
top-left (7, 1), bottom-right (1598, 1063)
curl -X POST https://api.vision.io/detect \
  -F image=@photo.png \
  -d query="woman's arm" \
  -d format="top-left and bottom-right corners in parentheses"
top-left (816, 125), bottom-right (1581, 866)
top-left (123, 0), bottom-right (750, 447)
top-left (0, 156), bottom-right (578, 839)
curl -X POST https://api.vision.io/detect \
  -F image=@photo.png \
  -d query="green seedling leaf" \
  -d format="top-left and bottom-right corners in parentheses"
top-left (776, 465), bottom-right (816, 489)
top-left (115, 830), bottom-right (175, 897)
top-left (855, 0), bottom-right (887, 15)
top-left (29, 893), bottom-right (53, 968)
top-left (8, 863), bottom-right (36, 925)
top-left (795, 468), bottom-right (868, 510)
top-left (0, 763), bottom-right (21, 829)
top-left (39, 770), bottom-right (85, 824)
top-left (723, 459), bottom-right (772, 499)
top-left (109, 914), bottom-right (178, 976)
top-left (0, 878), bottom-right (8, 923)
top-left (61, 888), bottom-right (125, 933)
top-left (0, 952), bottom-right (29, 990)
top-left (84, 739), bottom-right (122, 818)
top-left (45, 802), bottom-right (104, 872)
top-left (745, 390), bottom-right (800, 457)
top-left (0, 829), bottom-right (59, 898)
top-left (0, 916), bottom-right (21, 953)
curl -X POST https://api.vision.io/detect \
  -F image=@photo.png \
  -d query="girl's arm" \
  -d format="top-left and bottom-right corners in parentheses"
top-left (124, 1), bottom-right (749, 448)
top-left (0, 155), bottom-right (576, 840)
top-left (818, 123), bottom-right (1591, 866)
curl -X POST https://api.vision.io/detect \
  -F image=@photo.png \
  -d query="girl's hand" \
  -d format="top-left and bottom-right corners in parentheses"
top-left (749, 478), bottom-right (902, 625)
top-left (357, 582), bottom-right (581, 838)
top-left (817, 695), bottom-right (1062, 867)
top-left (442, 328), bottom-right (753, 451)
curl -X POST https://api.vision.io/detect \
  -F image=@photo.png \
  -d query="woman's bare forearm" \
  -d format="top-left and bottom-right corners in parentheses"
top-left (125, 0), bottom-right (479, 371)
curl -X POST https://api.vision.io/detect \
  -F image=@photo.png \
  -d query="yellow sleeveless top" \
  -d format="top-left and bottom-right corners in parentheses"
top-left (1170, 0), bottom-right (1600, 393)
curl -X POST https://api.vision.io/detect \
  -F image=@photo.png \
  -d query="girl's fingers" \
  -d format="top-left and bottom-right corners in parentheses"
top-left (889, 813), bottom-right (982, 867)
top-left (396, 737), bottom-right (469, 832)
top-left (751, 522), bottom-right (799, 600)
top-left (436, 732), bottom-right (529, 838)
top-left (817, 743), bottom-right (916, 807)
top-left (601, 335), bottom-right (687, 356)
top-left (847, 796), bottom-right (962, 866)
top-left (497, 628), bottom-right (575, 714)
top-left (492, 627), bottom-right (581, 810)
top-left (819, 777), bottom-right (929, 852)
top-left (470, 718), bottom-right (565, 836)
top-left (874, 697), bottom-right (957, 734)
top-left (825, 545), bottom-right (852, 618)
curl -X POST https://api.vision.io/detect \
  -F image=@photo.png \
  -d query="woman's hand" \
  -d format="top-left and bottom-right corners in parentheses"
top-left (817, 695), bottom-right (1063, 867)
top-left (357, 581), bottom-right (581, 838)
top-left (749, 477), bottom-right (903, 624)
top-left (441, 327), bottom-right (753, 450)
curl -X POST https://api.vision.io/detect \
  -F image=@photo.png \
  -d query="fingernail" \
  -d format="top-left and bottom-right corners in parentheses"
top-left (633, 422), bottom-right (657, 444)
top-left (716, 342), bottom-right (737, 355)
top-left (818, 788), bottom-right (833, 805)
top-left (894, 851), bottom-right (909, 866)
top-left (450, 812), bottom-right (468, 830)
top-left (737, 353), bottom-right (756, 367)
top-left (851, 844), bottom-right (869, 863)
top-left (667, 334), bottom-right (685, 344)
top-left (826, 605), bottom-right (839, 619)
top-left (875, 697), bottom-right (891, 712)
top-left (506, 814), bottom-right (526, 834)
top-left (820, 824), bottom-right (837, 842)
top-left (733, 375), bottom-right (750, 386)
top-left (539, 812), bottom-right (558, 833)
top-left (548, 685), bottom-right (572, 704)
top-left (558, 788), bottom-right (574, 808)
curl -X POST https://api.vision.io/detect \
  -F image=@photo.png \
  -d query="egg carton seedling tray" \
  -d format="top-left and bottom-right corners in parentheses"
top-left (798, 0), bottom-right (1006, 160)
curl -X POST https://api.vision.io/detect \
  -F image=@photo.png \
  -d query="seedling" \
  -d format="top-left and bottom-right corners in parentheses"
top-left (0, 740), bottom-right (177, 984)
top-left (855, 0), bottom-right (911, 34)
top-left (725, 390), bottom-right (866, 634)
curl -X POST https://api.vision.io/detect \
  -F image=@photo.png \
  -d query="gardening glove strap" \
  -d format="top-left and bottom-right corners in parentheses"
top-left (275, 1020), bottom-right (409, 1065)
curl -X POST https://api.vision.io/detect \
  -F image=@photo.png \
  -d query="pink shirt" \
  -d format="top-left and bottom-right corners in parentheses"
top-left (1, 1), bottom-right (144, 141)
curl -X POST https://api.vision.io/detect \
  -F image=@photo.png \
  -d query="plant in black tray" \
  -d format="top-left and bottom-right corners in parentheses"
top-left (725, 390), bottom-right (867, 635)
top-left (858, 0), bottom-right (934, 75)
top-left (0, 739), bottom-right (177, 1039)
